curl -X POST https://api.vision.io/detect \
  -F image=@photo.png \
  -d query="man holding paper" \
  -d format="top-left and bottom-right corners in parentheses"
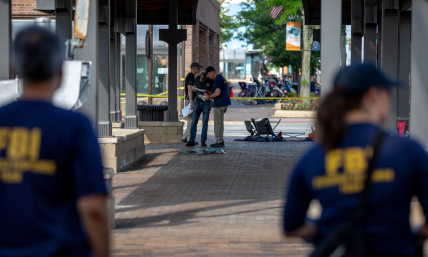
top-left (185, 72), bottom-right (214, 147)
top-left (182, 62), bottom-right (203, 143)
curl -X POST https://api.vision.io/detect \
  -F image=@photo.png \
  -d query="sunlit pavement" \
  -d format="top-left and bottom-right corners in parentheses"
top-left (111, 136), bottom-right (314, 256)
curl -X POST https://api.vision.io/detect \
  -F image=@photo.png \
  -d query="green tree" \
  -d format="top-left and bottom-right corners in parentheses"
top-left (219, 2), bottom-right (239, 48)
top-left (235, 0), bottom-right (320, 98)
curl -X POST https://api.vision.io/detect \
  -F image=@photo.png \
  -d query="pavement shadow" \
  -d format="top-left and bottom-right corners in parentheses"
top-left (113, 134), bottom-right (312, 230)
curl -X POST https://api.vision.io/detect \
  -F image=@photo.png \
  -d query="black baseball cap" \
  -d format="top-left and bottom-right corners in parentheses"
top-left (334, 63), bottom-right (399, 97)
top-left (205, 66), bottom-right (216, 73)
top-left (190, 62), bottom-right (203, 68)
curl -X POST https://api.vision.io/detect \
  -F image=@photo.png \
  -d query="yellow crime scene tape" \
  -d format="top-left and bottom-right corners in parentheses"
top-left (121, 94), bottom-right (320, 103)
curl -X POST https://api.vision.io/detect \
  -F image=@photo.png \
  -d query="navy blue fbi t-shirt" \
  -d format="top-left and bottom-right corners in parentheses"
top-left (212, 74), bottom-right (231, 108)
top-left (184, 72), bottom-right (195, 100)
top-left (283, 124), bottom-right (428, 256)
top-left (0, 101), bottom-right (107, 257)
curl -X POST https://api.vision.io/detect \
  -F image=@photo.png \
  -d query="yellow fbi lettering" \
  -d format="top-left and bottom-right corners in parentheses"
top-left (0, 127), bottom-right (56, 184)
top-left (312, 146), bottom-right (395, 194)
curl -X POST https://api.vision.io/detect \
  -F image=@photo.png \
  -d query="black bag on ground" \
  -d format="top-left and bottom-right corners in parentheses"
top-left (310, 130), bottom-right (385, 257)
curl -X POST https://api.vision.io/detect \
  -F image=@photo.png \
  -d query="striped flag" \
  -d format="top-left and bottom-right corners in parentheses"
top-left (270, 6), bottom-right (284, 19)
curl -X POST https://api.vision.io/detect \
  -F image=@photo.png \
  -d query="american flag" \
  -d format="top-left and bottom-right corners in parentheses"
top-left (270, 6), bottom-right (284, 19)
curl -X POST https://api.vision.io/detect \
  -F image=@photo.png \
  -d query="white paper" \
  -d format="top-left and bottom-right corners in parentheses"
top-left (197, 95), bottom-right (206, 102)
top-left (182, 104), bottom-right (193, 117)
top-left (194, 88), bottom-right (204, 93)
top-left (53, 60), bottom-right (82, 110)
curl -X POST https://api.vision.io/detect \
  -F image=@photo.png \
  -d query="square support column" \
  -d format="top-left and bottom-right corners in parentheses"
top-left (114, 0), bottom-right (122, 121)
top-left (351, 0), bottom-right (364, 64)
top-left (75, 0), bottom-right (99, 133)
top-left (321, 0), bottom-right (342, 94)
top-left (410, 0), bottom-right (428, 148)
top-left (167, 0), bottom-right (179, 121)
top-left (115, 33), bottom-right (122, 121)
top-left (398, 11), bottom-right (410, 121)
top-left (380, 0), bottom-right (399, 131)
top-left (98, 0), bottom-right (112, 136)
top-left (124, 0), bottom-right (138, 128)
top-left (364, 0), bottom-right (378, 63)
top-left (159, 0), bottom-right (187, 121)
top-left (109, 2), bottom-right (117, 123)
top-left (0, 0), bottom-right (12, 80)
top-left (55, 0), bottom-right (73, 46)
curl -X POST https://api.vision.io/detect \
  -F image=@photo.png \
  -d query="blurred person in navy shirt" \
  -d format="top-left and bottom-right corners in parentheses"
top-left (283, 63), bottom-right (428, 257)
top-left (0, 26), bottom-right (109, 257)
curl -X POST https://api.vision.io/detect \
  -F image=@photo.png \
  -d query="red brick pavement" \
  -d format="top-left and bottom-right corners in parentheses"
top-left (111, 136), bottom-right (314, 256)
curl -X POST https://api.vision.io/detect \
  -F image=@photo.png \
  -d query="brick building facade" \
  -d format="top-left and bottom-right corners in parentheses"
top-left (11, 0), bottom-right (49, 19)
top-left (185, 0), bottom-right (221, 74)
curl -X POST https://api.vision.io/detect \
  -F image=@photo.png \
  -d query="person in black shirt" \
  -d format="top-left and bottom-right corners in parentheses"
top-left (185, 72), bottom-right (214, 147)
top-left (182, 62), bottom-right (203, 143)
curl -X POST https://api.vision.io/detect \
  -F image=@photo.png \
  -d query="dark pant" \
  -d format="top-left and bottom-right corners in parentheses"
top-left (189, 100), bottom-right (211, 142)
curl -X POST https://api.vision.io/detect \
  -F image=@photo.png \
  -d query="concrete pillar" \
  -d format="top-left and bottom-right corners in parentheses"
top-left (115, 34), bottom-right (122, 122)
top-left (410, 0), bottom-right (428, 148)
top-left (55, 0), bottom-right (73, 46)
top-left (124, 0), bottom-right (138, 128)
top-left (321, 0), bottom-right (342, 94)
top-left (166, 0), bottom-right (179, 121)
top-left (75, 0), bottom-right (99, 133)
top-left (380, 0), bottom-right (399, 131)
top-left (364, 0), bottom-right (377, 63)
top-left (114, 0), bottom-right (122, 121)
top-left (0, 0), bottom-right (12, 80)
top-left (398, 11), bottom-right (410, 121)
top-left (109, 3), bottom-right (117, 123)
top-left (351, 0), bottom-right (364, 64)
top-left (148, 25), bottom-right (153, 105)
top-left (98, 0), bottom-right (112, 136)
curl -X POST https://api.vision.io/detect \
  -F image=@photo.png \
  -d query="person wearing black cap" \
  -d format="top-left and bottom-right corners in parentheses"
top-left (282, 63), bottom-right (428, 256)
top-left (182, 62), bottom-right (203, 143)
top-left (204, 66), bottom-right (231, 147)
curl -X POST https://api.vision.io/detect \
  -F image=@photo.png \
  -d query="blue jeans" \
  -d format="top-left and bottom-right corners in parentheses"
top-left (189, 100), bottom-right (212, 142)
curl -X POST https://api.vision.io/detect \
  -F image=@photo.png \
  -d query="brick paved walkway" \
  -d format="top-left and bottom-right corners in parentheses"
top-left (112, 136), bottom-right (314, 256)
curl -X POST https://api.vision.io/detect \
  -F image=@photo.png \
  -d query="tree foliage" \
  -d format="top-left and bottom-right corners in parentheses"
top-left (234, 0), bottom-right (320, 76)
top-left (219, 2), bottom-right (240, 47)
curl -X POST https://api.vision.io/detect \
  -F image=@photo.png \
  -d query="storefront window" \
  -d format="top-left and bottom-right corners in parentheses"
top-left (121, 25), bottom-right (182, 96)
top-left (227, 62), bottom-right (235, 79)
top-left (235, 62), bottom-right (245, 79)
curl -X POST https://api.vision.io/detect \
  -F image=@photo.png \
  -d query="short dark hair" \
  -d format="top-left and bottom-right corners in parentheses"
top-left (13, 26), bottom-right (64, 82)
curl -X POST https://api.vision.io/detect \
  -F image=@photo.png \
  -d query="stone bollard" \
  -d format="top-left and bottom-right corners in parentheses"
top-left (103, 168), bottom-right (115, 229)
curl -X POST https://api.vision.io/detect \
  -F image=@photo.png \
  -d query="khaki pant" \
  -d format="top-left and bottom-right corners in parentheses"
top-left (182, 99), bottom-right (192, 140)
top-left (214, 106), bottom-right (228, 143)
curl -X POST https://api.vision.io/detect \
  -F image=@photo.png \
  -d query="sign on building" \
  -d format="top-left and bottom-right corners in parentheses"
top-left (286, 22), bottom-right (301, 51)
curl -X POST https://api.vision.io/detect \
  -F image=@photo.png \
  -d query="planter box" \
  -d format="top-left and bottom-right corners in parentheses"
top-left (274, 110), bottom-right (317, 118)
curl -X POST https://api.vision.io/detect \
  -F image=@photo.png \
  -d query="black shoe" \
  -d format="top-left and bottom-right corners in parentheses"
top-left (182, 138), bottom-right (188, 143)
top-left (185, 141), bottom-right (196, 147)
top-left (201, 141), bottom-right (207, 147)
top-left (210, 142), bottom-right (225, 148)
